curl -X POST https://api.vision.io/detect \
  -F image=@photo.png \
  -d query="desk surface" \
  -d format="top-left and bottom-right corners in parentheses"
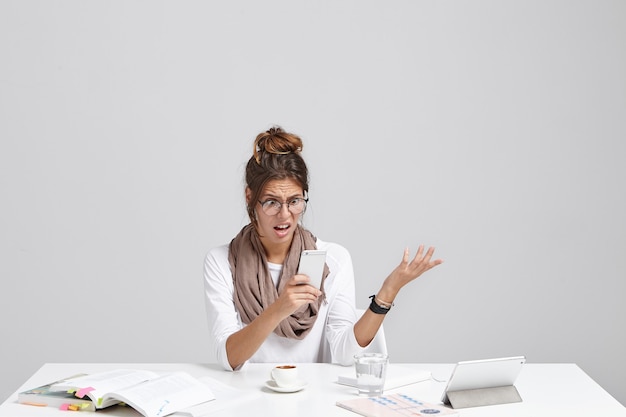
top-left (1, 362), bottom-right (624, 417)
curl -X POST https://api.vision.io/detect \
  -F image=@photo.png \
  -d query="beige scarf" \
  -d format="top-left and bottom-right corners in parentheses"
top-left (228, 224), bottom-right (329, 339)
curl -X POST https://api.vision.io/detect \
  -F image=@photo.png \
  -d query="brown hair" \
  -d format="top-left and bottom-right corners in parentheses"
top-left (245, 126), bottom-right (309, 224)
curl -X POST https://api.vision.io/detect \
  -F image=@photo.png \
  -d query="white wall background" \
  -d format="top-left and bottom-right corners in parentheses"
top-left (1, 0), bottom-right (624, 406)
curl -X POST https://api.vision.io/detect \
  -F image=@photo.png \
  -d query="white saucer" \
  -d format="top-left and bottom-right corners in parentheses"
top-left (264, 379), bottom-right (308, 393)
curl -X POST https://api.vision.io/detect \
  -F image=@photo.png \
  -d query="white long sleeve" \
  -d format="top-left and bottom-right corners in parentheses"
top-left (203, 239), bottom-right (367, 371)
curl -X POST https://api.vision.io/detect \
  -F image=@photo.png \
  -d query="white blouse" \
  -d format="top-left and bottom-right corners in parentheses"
top-left (203, 239), bottom-right (367, 370)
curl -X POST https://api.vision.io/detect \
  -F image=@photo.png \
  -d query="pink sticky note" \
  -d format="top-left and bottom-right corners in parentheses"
top-left (75, 387), bottom-right (95, 398)
top-left (59, 404), bottom-right (70, 411)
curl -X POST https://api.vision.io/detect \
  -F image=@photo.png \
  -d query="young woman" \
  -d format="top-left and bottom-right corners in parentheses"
top-left (203, 126), bottom-right (442, 370)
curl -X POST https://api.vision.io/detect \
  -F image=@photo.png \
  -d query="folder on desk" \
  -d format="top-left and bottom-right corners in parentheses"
top-left (337, 366), bottom-right (431, 390)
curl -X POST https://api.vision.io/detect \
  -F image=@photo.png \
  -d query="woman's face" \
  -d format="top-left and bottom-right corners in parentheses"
top-left (247, 178), bottom-right (305, 251)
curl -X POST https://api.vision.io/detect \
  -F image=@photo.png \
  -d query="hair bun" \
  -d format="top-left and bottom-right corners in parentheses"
top-left (254, 126), bottom-right (303, 164)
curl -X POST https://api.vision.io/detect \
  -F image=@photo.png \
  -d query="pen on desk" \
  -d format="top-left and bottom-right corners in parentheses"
top-left (20, 402), bottom-right (47, 407)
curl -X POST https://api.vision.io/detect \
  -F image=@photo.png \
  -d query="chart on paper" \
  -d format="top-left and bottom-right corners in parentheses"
top-left (336, 393), bottom-right (458, 417)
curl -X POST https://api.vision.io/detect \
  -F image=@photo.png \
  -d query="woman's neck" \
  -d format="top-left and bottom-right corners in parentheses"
top-left (262, 241), bottom-right (291, 264)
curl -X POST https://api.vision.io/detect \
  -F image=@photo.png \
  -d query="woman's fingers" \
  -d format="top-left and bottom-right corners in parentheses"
top-left (279, 275), bottom-right (322, 310)
top-left (402, 245), bottom-right (443, 277)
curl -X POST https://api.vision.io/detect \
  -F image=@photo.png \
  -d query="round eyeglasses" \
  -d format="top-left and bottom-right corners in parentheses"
top-left (258, 197), bottom-right (308, 216)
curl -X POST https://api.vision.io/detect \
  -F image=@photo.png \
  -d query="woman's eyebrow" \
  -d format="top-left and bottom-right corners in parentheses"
top-left (261, 193), bottom-right (303, 200)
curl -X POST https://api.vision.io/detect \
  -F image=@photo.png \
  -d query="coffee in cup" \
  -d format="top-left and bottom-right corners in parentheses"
top-left (270, 365), bottom-right (298, 387)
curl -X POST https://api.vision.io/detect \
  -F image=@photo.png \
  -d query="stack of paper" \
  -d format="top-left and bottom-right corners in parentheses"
top-left (337, 366), bottom-right (431, 390)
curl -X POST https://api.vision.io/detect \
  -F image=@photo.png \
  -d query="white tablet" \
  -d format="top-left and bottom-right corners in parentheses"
top-left (441, 356), bottom-right (526, 405)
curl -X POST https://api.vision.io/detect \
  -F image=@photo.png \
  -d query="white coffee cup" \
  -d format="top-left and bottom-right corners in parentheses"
top-left (270, 365), bottom-right (298, 387)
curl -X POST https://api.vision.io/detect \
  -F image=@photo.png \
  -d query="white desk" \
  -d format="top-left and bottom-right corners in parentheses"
top-left (1, 363), bottom-right (624, 417)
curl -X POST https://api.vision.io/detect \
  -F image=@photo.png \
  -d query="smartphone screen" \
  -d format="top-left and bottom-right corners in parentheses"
top-left (297, 250), bottom-right (327, 288)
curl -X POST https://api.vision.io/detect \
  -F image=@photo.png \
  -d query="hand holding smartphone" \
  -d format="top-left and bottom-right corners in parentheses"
top-left (297, 250), bottom-right (326, 289)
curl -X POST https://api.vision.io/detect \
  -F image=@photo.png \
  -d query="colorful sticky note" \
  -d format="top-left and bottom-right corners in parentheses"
top-left (75, 387), bottom-right (95, 398)
top-left (59, 404), bottom-right (70, 411)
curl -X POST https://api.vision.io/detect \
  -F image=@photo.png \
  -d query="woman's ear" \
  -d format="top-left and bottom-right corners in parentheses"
top-left (245, 187), bottom-right (252, 206)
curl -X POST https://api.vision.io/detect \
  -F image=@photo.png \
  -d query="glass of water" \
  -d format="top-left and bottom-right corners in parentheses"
top-left (354, 352), bottom-right (389, 396)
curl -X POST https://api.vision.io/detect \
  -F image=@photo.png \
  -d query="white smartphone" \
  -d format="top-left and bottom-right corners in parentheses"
top-left (297, 250), bottom-right (327, 289)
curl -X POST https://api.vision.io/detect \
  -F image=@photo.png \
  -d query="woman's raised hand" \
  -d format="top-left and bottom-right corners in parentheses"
top-left (380, 245), bottom-right (443, 299)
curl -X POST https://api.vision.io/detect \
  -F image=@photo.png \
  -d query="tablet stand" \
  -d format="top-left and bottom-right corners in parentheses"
top-left (447, 385), bottom-right (522, 409)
